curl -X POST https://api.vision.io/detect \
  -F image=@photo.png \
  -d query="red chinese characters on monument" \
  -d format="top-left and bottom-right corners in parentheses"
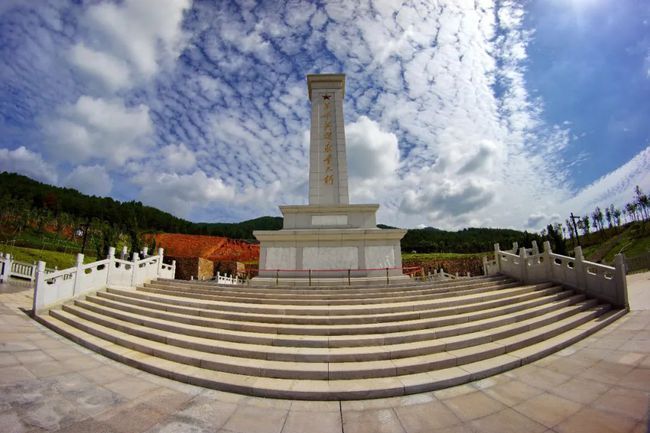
top-left (321, 94), bottom-right (334, 185)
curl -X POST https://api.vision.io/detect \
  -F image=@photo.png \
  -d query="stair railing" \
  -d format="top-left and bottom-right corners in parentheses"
top-left (31, 247), bottom-right (176, 313)
top-left (485, 241), bottom-right (628, 309)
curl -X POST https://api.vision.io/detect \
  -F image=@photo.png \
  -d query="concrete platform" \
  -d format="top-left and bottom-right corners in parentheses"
top-left (0, 274), bottom-right (648, 432)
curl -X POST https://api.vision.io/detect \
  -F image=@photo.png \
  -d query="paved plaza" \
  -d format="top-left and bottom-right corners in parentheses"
top-left (0, 274), bottom-right (648, 433)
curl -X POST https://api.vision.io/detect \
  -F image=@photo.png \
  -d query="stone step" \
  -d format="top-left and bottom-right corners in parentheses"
top-left (47, 303), bottom-right (609, 380)
top-left (138, 279), bottom-right (520, 306)
top-left (36, 307), bottom-right (625, 399)
top-left (149, 275), bottom-right (511, 297)
top-left (101, 282), bottom-right (556, 322)
top-left (71, 290), bottom-right (581, 348)
top-left (86, 285), bottom-right (563, 332)
top-left (60, 295), bottom-right (596, 363)
top-left (77, 287), bottom-right (570, 340)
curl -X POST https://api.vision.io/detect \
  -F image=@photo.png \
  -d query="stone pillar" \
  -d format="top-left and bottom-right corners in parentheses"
top-left (613, 254), bottom-right (629, 309)
top-left (72, 253), bottom-right (84, 296)
top-left (542, 241), bottom-right (552, 279)
top-left (494, 243), bottom-right (501, 273)
top-left (106, 247), bottom-right (116, 286)
top-left (121, 246), bottom-right (128, 260)
top-left (531, 240), bottom-right (539, 256)
top-left (157, 248), bottom-right (165, 275)
top-left (519, 247), bottom-right (528, 283)
top-left (574, 246), bottom-right (586, 291)
top-left (0, 253), bottom-right (11, 283)
top-left (131, 252), bottom-right (139, 287)
top-left (32, 261), bottom-right (46, 313)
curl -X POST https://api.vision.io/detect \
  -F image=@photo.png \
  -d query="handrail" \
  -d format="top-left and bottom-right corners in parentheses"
top-left (484, 241), bottom-right (628, 309)
top-left (27, 247), bottom-right (176, 312)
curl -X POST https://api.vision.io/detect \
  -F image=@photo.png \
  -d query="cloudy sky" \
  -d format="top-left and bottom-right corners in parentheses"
top-left (0, 0), bottom-right (648, 230)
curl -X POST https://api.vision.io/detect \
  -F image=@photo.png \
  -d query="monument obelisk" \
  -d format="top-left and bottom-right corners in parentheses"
top-left (254, 74), bottom-right (406, 281)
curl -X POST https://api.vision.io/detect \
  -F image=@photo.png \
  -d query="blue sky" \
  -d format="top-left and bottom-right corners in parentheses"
top-left (0, 0), bottom-right (648, 230)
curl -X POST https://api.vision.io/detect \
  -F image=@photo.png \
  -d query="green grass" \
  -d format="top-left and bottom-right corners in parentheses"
top-left (579, 222), bottom-right (650, 264)
top-left (401, 252), bottom-right (488, 260)
top-left (0, 245), bottom-right (97, 269)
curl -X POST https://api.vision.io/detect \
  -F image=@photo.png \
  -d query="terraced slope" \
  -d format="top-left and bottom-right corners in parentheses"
top-left (36, 275), bottom-right (625, 400)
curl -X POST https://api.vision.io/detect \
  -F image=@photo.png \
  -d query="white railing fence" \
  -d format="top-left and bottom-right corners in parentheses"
top-left (422, 268), bottom-right (471, 282)
top-left (484, 240), bottom-right (628, 309)
top-left (30, 247), bottom-right (175, 312)
top-left (0, 254), bottom-right (57, 282)
top-left (213, 271), bottom-right (242, 285)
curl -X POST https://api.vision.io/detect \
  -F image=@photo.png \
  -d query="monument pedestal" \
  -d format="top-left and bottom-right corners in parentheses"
top-left (254, 204), bottom-right (406, 278)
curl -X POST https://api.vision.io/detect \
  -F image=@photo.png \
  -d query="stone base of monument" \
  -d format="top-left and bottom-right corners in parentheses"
top-left (254, 204), bottom-right (407, 280)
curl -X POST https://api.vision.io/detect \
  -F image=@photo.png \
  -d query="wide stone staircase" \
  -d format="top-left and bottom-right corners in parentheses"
top-left (35, 275), bottom-right (625, 400)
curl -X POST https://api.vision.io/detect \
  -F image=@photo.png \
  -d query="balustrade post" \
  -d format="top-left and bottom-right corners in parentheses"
top-left (72, 253), bottom-right (84, 296)
top-left (613, 254), bottom-right (629, 309)
top-left (142, 247), bottom-right (148, 258)
top-left (32, 261), bottom-right (46, 313)
top-left (131, 252), bottom-right (139, 287)
top-left (494, 243), bottom-right (501, 273)
top-left (574, 246), bottom-right (586, 292)
top-left (0, 253), bottom-right (11, 283)
top-left (531, 240), bottom-right (539, 256)
top-left (542, 241), bottom-right (552, 280)
top-left (512, 242), bottom-right (518, 254)
top-left (157, 248), bottom-right (165, 276)
top-left (121, 246), bottom-right (128, 260)
top-left (519, 247), bottom-right (528, 283)
top-left (106, 246), bottom-right (116, 286)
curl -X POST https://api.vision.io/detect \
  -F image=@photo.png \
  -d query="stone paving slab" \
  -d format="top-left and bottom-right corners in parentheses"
top-left (0, 276), bottom-right (648, 433)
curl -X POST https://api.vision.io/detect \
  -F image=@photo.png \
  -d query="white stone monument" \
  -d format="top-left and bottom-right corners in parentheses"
top-left (254, 74), bottom-right (406, 280)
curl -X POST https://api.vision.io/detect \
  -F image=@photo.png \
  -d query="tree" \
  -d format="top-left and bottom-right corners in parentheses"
top-left (581, 215), bottom-right (591, 236)
top-left (635, 185), bottom-right (649, 220)
top-left (613, 207), bottom-right (622, 227)
top-left (605, 206), bottom-right (613, 229)
top-left (546, 223), bottom-right (567, 255)
top-left (591, 207), bottom-right (604, 232)
top-left (626, 202), bottom-right (639, 222)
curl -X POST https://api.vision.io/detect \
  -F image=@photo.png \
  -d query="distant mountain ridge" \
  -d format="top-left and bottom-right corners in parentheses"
top-left (0, 171), bottom-right (540, 252)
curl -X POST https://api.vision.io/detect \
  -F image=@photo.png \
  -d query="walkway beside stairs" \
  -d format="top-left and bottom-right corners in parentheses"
top-left (0, 273), bottom-right (648, 433)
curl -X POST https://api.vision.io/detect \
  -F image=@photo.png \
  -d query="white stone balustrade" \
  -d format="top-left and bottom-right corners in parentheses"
top-left (31, 247), bottom-right (175, 312)
top-left (214, 272), bottom-right (241, 285)
top-left (484, 241), bottom-right (628, 308)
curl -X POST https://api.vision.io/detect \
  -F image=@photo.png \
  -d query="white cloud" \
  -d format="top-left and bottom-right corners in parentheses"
top-left (64, 165), bottom-right (112, 197)
top-left (346, 116), bottom-right (400, 180)
top-left (68, 43), bottom-right (131, 91)
top-left (84, 0), bottom-right (191, 80)
top-left (42, 96), bottom-right (153, 166)
top-left (565, 145), bottom-right (650, 213)
top-left (0, 147), bottom-right (57, 184)
top-left (345, 116), bottom-right (400, 203)
top-left (160, 143), bottom-right (197, 172)
top-left (135, 170), bottom-right (236, 218)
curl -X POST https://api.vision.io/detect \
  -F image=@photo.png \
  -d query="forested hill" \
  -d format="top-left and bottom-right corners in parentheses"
top-left (0, 172), bottom-right (281, 239)
top-left (402, 227), bottom-right (541, 254)
top-left (0, 172), bottom-right (539, 252)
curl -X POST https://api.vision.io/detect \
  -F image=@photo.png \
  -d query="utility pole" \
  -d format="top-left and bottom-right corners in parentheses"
top-left (80, 218), bottom-right (91, 255)
top-left (569, 212), bottom-right (581, 248)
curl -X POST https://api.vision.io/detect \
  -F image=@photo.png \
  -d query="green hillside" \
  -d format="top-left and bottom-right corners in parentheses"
top-left (581, 222), bottom-right (650, 264)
